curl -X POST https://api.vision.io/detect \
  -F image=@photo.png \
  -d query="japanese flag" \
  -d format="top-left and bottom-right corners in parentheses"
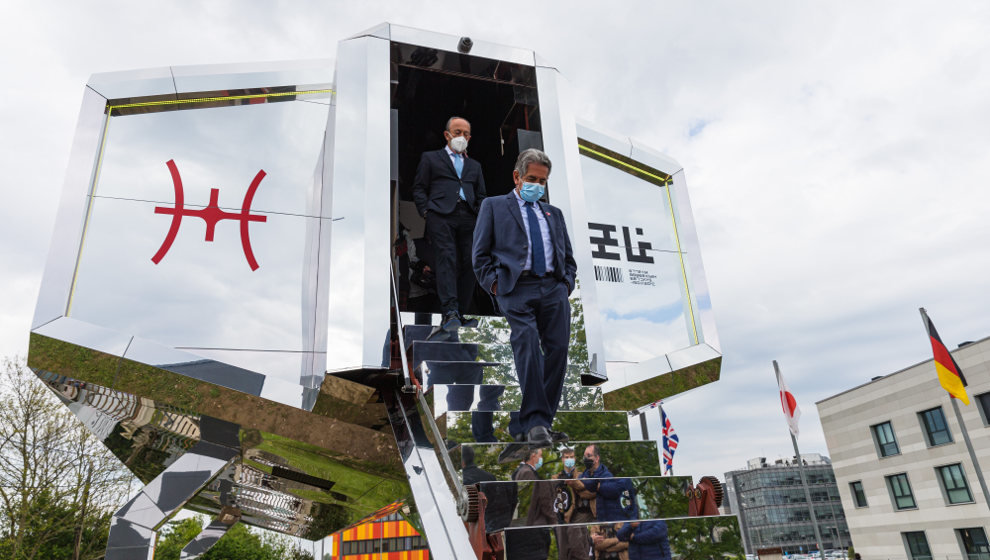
top-left (777, 368), bottom-right (801, 438)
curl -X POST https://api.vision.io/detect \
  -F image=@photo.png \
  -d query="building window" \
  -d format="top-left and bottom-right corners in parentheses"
top-left (872, 421), bottom-right (900, 457)
top-left (850, 481), bottom-right (868, 508)
top-left (958, 528), bottom-right (990, 560)
top-left (919, 407), bottom-right (953, 446)
top-left (977, 392), bottom-right (990, 426)
top-left (904, 531), bottom-right (933, 560)
top-left (886, 473), bottom-right (917, 510)
top-left (936, 463), bottom-right (974, 504)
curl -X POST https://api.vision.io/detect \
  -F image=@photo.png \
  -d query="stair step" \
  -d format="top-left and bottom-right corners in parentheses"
top-left (445, 410), bottom-right (630, 443)
top-left (402, 319), bottom-right (511, 347)
top-left (498, 514), bottom-right (744, 558)
top-left (463, 474), bottom-right (692, 530)
top-left (421, 361), bottom-right (584, 388)
top-left (409, 339), bottom-right (518, 364)
top-left (454, 440), bottom-right (663, 480)
top-left (431, 384), bottom-right (604, 415)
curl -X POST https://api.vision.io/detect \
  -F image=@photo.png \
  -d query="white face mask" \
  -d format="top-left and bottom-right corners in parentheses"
top-left (449, 135), bottom-right (468, 153)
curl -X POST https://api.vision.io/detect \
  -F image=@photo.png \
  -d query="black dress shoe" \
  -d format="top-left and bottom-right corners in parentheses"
top-left (549, 430), bottom-right (569, 443)
top-left (458, 314), bottom-right (480, 329)
top-left (441, 312), bottom-right (462, 332)
top-left (425, 326), bottom-right (452, 342)
top-left (526, 426), bottom-right (552, 448)
top-left (498, 442), bottom-right (530, 464)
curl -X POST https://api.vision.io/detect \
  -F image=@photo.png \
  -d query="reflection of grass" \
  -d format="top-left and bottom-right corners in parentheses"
top-left (253, 432), bottom-right (410, 515)
top-left (603, 356), bottom-right (721, 411)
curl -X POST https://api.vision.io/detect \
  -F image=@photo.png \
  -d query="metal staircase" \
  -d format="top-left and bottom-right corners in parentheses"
top-left (385, 311), bottom-right (742, 559)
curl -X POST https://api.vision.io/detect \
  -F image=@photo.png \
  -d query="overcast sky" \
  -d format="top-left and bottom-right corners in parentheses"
top-left (3, 1), bottom-right (990, 488)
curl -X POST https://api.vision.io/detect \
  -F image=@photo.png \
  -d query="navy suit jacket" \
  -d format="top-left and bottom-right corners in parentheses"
top-left (472, 191), bottom-right (577, 296)
top-left (412, 148), bottom-right (486, 217)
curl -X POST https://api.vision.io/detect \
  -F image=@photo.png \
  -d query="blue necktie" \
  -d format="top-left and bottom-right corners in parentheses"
top-left (525, 202), bottom-right (546, 276)
top-left (453, 153), bottom-right (466, 200)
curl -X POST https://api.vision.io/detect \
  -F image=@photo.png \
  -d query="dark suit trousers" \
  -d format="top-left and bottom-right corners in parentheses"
top-left (426, 203), bottom-right (476, 315)
top-left (497, 275), bottom-right (570, 437)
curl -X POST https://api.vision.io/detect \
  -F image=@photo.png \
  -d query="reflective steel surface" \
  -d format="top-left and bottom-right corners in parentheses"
top-left (29, 22), bottom-right (730, 560)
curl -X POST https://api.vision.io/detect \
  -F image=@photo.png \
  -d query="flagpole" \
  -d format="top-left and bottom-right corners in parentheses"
top-left (774, 360), bottom-right (825, 560)
top-left (949, 398), bottom-right (990, 513)
top-left (919, 308), bottom-right (990, 514)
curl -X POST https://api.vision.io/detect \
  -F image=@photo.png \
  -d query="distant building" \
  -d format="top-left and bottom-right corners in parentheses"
top-left (329, 512), bottom-right (429, 559)
top-left (725, 454), bottom-right (850, 555)
top-left (817, 336), bottom-right (990, 560)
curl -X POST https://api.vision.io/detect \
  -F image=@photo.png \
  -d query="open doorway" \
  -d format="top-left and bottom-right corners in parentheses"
top-left (390, 43), bottom-right (543, 317)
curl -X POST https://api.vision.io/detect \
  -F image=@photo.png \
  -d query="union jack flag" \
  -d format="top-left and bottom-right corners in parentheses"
top-left (661, 408), bottom-right (679, 475)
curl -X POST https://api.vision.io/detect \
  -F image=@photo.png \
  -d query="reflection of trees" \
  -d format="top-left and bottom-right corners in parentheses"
top-left (668, 517), bottom-right (745, 560)
top-left (0, 359), bottom-right (134, 560)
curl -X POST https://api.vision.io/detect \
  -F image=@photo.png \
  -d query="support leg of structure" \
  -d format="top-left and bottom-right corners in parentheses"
top-left (105, 418), bottom-right (240, 560)
top-left (180, 507), bottom-right (242, 559)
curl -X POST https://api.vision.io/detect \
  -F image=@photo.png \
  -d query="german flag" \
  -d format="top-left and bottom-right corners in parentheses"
top-left (920, 308), bottom-right (969, 405)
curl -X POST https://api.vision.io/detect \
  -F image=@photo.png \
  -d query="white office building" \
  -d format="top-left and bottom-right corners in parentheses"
top-left (817, 336), bottom-right (990, 560)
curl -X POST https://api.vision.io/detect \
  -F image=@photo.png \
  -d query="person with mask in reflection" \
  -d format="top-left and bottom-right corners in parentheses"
top-left (616, 520), bottom-right (670, 560)
top-left (505, 448), bottom-right (555, 560)
top-left (572, 444), bottom-right (638, 523)
top-left (472, 149), bottom-right (577, 464)
top-left (590, 524), bottom-right (629, 560)
top-left (553, 448), bottom-right (593, 560)
top-left (413, 116), bottom-right (487, 340)
top-left (462, 444), bottom-right (517, 535)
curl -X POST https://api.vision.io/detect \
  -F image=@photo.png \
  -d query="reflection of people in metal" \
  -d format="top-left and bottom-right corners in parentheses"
top-left (616, 520), bottom-right (671, 560)
top-left (553, 448), bottom-right (592, 560)
top-left (413, 116), bottom-right (487, 338)
top-left (461, 445), bottom-right (516, 534)
top-left (505, 448), bottom-right (554, 560)
top-left (574, 444), bottom-right (638, 522)
top-left (591, 523), bottom-right (629, 560)
top-left (472, 149), bottom-right (576, 461)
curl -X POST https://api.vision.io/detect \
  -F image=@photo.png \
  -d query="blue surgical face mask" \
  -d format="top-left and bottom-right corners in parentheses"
top-left (519, 182), bottom-right (545, 203)
top-left (564, 458), bottom-right (576, 469)
top-left (534, 457), bottom-right (543, 470)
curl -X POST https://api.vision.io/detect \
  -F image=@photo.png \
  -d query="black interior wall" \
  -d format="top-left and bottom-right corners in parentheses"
top-left (392, 62), bottom-right (542, 316)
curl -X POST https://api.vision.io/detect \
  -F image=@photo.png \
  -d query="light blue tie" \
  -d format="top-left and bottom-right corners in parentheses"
top-left (525, 202), bottom-right (547, 276)
top-left (453, 153), bottom-right (466, 200)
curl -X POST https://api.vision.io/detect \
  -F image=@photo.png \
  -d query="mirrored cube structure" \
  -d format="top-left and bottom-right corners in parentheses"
top-left (28, 23), bottom-right (727, 560)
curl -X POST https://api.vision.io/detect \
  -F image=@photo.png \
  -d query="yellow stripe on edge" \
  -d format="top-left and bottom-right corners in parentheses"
top-left (936, 361), bottom-right (970, 405)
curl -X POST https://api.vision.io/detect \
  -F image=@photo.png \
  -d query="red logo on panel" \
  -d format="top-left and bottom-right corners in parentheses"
top-left (152, 159), bottom-right (268, 270)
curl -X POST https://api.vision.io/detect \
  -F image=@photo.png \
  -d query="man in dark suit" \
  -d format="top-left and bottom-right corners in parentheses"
top-left (472, 149), bottom-right (577, 463)
top-left (413, 116), bottom-right (487, 336)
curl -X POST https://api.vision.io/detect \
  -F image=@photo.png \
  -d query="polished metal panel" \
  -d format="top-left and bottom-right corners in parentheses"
top-left (107, 439), bottom-right (237, 560)
top-left (575, 121), bottom-right (722, 407)
top-left (668, 168), bottom-right (720, 352)
top-left (105, 517), bottom-right (156, 560)
top-left (446, 410), bottom-right (629, 443)
top-left (170, 59), bottom-right (334, 95)
top-left (502, 515), bottom-right (744, 556)
top-left (385, 390), bottom-right (477, 560)
top-left (33, 368), bottom-right (409, 535)
top-left (324, 35), bottom-right (393, 371)
top-left (88, 66), bottom-right (176, 100)
top-left (347, 22), bottom-right (391, 41)
top-left (388, 23), bottom-right (536, 67)
top-left (32, 316), bottom-right (132, 357)
top-left (432, 384), bottom-right (603, 417)
top-left (490, 476), bottom-right (691, 528)
top-left (456, 440), bottom-right (664, 480)
top-left (534, 66), bottom-right (607, 382)
top-left (33, 87), bottom-right (108, 329)
top-left (180, 518), bottom-right (233, 559)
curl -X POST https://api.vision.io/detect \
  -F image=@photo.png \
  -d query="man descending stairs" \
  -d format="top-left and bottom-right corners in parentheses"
top-left (398, 317), bottom-right (742, 560)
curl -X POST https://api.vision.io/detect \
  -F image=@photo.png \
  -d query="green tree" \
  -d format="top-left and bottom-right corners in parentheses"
top-left (0, 358), bottom-right (133, 560)
top-left (154, 515), bottom-right (314, 560)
